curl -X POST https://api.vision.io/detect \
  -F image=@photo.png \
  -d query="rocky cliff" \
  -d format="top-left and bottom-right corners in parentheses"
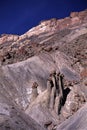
top-left (0, 9), bottom-right (87, 130)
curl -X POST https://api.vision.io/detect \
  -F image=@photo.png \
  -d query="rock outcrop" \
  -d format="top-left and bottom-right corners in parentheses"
top-left (57, 103), bottom-right (87, 130)
top-left (0, 9), bottom-right (87, 65)
top-left (0, 9), bottom-right (87, 130)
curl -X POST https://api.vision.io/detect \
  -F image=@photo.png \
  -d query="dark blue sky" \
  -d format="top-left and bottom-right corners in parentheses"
top-left (0, 0), bottom-right (87, 35)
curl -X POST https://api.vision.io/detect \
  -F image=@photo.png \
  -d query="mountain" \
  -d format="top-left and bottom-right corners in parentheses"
top-left (0, 9), bottom-right (87, 130)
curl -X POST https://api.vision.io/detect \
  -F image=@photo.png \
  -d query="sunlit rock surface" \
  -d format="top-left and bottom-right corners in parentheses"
top-left (0, 9), bottom-right (87, 130)
top-left (57, 103), bottom-right (87, 130)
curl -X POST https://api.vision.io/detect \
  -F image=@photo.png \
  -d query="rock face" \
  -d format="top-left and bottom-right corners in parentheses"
top-left (57, 103), bottom-right (87, 130)
top-left (0, 9), bottom-right (87, 65)
top-left (0, 9), bottom-right (87, 130)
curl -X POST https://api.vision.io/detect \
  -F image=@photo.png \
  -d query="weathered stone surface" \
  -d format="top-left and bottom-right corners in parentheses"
top-left (80, 68), bottom-right (87, 78)
top-left (0, 9), bottom-right (87, 130)
top-left (0, 10), bottom-right (87, 65)
top-left (57, 103), bottom-right (87, 130)
top-left (70, 12), bottom-right (79, 18)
